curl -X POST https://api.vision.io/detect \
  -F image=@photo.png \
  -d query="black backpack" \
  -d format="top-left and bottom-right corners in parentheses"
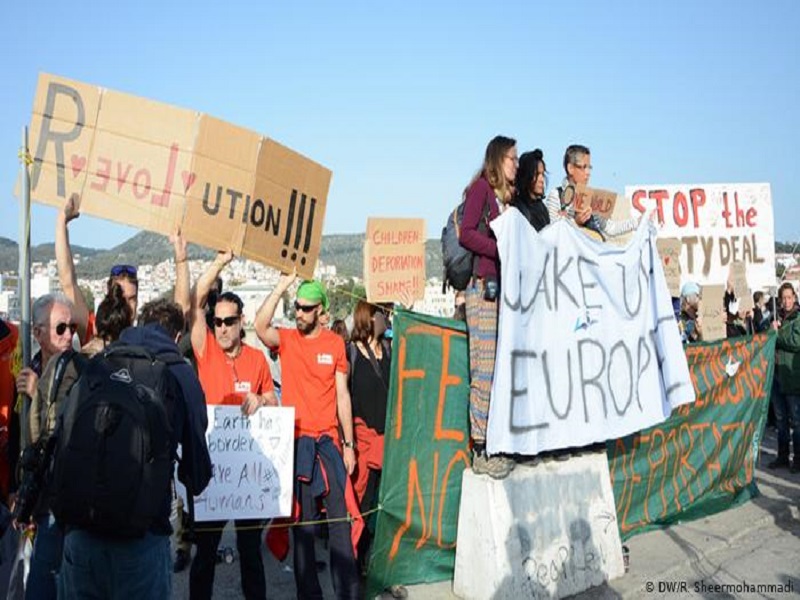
top-left (441, 198), bottom-right (489, 292)
top-left (50, 343), bottom-right (183, 538)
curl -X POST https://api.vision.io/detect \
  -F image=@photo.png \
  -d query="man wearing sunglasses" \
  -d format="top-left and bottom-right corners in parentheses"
top-left (254, 274), bottom-right (360, 600)
top-left (188, 251), bottom-right (277, 600)
top-left (55, 194), bottom-right (139, 345)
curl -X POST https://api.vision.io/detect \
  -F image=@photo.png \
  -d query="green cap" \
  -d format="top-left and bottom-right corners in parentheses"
top-left (296, 280), bottom-right (329, 312)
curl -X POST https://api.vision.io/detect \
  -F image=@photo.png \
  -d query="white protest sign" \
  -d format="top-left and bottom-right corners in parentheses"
top-left (193, 405), bottom-right (295, 521)
top-left (626, 183), bottom-right (774, 290)
top-left (487, 209), bottom-right (695, 456)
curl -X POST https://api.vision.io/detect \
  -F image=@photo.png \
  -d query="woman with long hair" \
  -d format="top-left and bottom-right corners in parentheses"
top-left (458, 135), bottom-right (518, 479)
top-left (511, 149), bottom-right (550, 232)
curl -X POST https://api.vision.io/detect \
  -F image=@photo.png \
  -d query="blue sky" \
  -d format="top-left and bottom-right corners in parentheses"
top-left (1, 0), bottom-right (798, 248)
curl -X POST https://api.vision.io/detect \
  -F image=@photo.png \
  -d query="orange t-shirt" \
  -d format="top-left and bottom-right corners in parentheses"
top-left (194, 329), bottom-right (273, 406)
top-left (277, 328), bottom-right (347, 437)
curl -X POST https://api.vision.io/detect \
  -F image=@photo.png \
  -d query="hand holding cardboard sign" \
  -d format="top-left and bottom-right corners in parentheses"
top-left (276, 269), bottom-right (297, 293)
top-left (575, 205), bottom-right (592, 225)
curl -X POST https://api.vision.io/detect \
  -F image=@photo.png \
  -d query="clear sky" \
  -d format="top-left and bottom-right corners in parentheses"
top-left (1, 0), bottom-right (798, 248)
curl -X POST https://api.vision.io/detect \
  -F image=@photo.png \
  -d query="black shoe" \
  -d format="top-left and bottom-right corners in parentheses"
top-left (173, 549), bottom-right (190, 573)
top-left (767, 456), bottom-right (790, 469)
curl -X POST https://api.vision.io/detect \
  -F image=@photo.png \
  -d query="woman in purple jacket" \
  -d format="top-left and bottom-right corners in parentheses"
top-left (458, 135), bottom-right (518, 479)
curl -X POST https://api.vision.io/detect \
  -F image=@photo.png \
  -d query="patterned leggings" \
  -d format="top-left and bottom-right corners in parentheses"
top-left (465, 278), bottom-right (499, 443)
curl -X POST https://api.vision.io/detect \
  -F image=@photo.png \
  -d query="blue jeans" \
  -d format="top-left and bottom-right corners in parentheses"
top-left (58, 530), bottom-right (170, 600)
top-left (773, 387), bottom-right (800, 458)
top-left (26, 513), bottom-right (62, 600)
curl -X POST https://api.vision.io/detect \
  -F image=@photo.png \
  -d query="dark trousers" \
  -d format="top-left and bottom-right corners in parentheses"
top-left (293, 478), bottom-right (359, 599)
top-left (189, 519), bottom-right (265, 600)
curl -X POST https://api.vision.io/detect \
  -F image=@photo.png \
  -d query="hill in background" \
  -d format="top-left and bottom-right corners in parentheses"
top-left (0, 232), bottom-right (444, 280)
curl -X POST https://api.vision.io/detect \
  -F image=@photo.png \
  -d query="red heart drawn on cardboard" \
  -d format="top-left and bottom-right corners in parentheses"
top-left (70, 155), bottom-right (86, 178)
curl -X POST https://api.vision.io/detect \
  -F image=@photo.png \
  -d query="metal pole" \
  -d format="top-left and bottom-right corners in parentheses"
top-left (19, 126), bottom-right (31, 448)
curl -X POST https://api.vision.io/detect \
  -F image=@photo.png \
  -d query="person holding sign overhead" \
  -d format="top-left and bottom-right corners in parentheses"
top-left (254, 275), bottom-right (361, 600)
top-left (188, 251), bottom-right (277, 600)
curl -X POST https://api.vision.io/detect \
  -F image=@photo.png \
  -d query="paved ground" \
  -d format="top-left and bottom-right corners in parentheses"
top-left (172, 426), bottom-right (800, 599)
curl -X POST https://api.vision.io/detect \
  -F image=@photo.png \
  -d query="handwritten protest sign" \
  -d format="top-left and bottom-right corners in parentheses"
top-left (656, 238), bottom-right (682, 297)
top-left (610, 333), bottom-right (775, 540)
top-left (627, 183), bottom-right (774, 290)
top-left (193, 405), bottom-right (295, 521)
top-left (700, 284), bottom-right (726, 342)
top-left (573, 184), bottom-right (618, 219)
top-left (364, 218), bottom-right (426, 303)
top-left (23, 73), bottom-right (331, 277)
top-left (367, 310), bottom-right (470, 599)
top-left (730, 261), bottom-right (753, 313)
top-left (488, 210), bottom-right (695, 455)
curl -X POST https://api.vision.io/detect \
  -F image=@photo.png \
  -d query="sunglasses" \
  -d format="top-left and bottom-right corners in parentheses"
top-left (110, 264), bottom-right (137, 277)
top-left (213, 316), bottom-right (240, 328)
top-left (294, 301), bottom-right (320, 313)
top-left (54, 322), bottom-right (78, 336)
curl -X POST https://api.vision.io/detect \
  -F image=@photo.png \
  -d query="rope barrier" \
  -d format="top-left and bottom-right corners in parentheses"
top-left (189, 505), bottom-right (384, 533)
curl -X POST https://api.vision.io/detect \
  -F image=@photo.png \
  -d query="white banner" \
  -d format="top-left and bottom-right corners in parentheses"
top-left (193, 405), bottom-right (295, 521)
top-left (487, 210), bottom-right (695, 456)
top-left (625, 183), bottom-right (774, 290)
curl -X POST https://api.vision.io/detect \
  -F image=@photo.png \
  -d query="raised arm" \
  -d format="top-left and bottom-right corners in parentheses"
top-left (254, 271), bottom-right (296, 348)
top-left (55, 194), bottom-right (90, 340)
top-left (171, 228), bottom-right (191, 320)
top-left (190, 250), bottom-right (232, 359)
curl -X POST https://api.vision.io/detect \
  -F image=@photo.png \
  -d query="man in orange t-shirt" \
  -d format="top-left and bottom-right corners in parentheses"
top-left (188, 251), bottom-right (277, 600)
top-left (255, 275), bottom-right (359, 600)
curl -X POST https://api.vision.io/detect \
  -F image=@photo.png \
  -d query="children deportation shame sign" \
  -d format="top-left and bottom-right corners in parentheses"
top-left (24, 73), bottom-right (331, 278)
top-left (365, 218), bottom-right (426, 303)
top-left (487, 209), bottom-right (695, 456)
top-left (627, 183), bottom-right (774, 290)
top-left (194, 405), bottom-right (295, 521)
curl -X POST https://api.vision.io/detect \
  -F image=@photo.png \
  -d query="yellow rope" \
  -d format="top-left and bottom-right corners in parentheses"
top-left (190, 505), bottom-right (384, 533)
top-left (18, 149), bottom-right (33, 166)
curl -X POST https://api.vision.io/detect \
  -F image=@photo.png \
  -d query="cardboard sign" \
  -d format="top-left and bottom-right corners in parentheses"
top-left (193, 405), bottom-right (295, 521)
top-left (23, 73), bottom-right (331, 277)
top-left (700, 284), bottom-right (726, 342)
top-left (364, 218), bottom-right (426, 303)
top-left (572, 184), bottom-right (618, 219)
top-left (657, 238), bottom-right (682, 297)
top-left (626, 183), bottom-right (774, 290)
top-left (730, 261), bottom-right (753, 313)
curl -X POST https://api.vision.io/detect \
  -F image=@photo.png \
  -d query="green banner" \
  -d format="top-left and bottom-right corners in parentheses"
top-left (366, 310), bottom-right (470, 598)
top-left (609, 332), bottom-right (776, 541)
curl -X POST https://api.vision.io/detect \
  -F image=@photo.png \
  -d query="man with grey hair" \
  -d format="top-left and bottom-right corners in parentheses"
top-left (13, 292), bottom-right (76, 600)
top-left (15, 293), bottom-right (76, 396)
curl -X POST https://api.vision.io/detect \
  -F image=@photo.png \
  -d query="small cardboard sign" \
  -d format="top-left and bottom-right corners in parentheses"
top-left (573, 184), bottom-right (618, 219)
top-left (22, 73), bottom-right (331, 277)
top-left (364, 218), bottom-right (426, 303)
top-left (656, 238), bottom-right (682, 297)
top-left (193, 405), bottom-right (295, 521)
top-left (730, 261), bottom-right (753, 313)
top-left (700, 284), bottom-right (726, 342)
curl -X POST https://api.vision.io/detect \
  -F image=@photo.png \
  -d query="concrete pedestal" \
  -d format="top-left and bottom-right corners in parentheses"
top-left (453, 452), bottom-right (624, 599)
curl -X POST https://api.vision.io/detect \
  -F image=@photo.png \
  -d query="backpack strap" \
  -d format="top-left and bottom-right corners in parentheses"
top-left (471, 193), bottom-right (492, 278)
top-left (346, 342), bottom-right (357, 389)
top-left (49, 350), bottom-right (78, 406)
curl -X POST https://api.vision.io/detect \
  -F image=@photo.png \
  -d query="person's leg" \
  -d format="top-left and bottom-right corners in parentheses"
top-left (189, 520), bottom-right (225, 600)
top-left (322, 459), bottom-right (360, 600)
top-left (108, 532), bottom-right (171, 600)
top-left (465, 279), bottom-right (512, 479)
top-left (234, 519), bottom-right (266, 600)
top-left (292, 483), bottom-right (323, 600)
top-left (25, 512), bottom-right (63, 600)
top-left (787, 395), bottom-right (800, 471)
top-left (58, 530), bottom-right (107, 600)
top-left (770, 387), bottom-right (790, 467)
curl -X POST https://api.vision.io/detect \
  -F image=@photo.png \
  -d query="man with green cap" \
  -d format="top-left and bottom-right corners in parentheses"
top-left (255, 273), bottom-right (360, 600)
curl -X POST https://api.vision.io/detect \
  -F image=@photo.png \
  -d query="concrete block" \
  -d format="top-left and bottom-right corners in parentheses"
top-left (453, 453), bottom-right (624, 599)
